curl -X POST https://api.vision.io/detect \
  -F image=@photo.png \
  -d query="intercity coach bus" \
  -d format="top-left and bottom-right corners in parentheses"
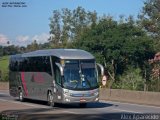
top-left (9, 49), bottom-right (104, 107)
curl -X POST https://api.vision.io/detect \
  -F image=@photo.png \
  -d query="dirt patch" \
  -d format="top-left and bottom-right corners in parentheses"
top-left (0, 82), bottom-right (9, 90)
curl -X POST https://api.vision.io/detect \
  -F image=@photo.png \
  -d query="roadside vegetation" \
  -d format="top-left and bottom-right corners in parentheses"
top-left (0, 56), bottom-right (9, 81)
top-left (0, 0), bottom-right (160, 92)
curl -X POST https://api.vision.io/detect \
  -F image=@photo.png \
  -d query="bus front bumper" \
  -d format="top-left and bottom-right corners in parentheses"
top-left (62, 94), bottom-right (99, 103)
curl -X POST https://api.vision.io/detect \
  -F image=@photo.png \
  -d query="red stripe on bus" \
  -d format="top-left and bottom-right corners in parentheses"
top-left (21, 72), bottom-right (28, 96)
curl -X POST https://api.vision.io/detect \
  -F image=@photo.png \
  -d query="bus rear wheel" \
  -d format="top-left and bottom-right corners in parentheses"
top-left (19, 91), bottom-right (24, 102)
top-left (47, 92), bottom-right (54, 107)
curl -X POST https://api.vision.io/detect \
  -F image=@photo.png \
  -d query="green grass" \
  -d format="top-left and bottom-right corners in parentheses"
top-left (0, 56), bottom-right (9, 81)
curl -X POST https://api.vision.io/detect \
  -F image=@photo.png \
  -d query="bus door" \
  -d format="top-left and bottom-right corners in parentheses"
top-left (52, 62), bottom-right (63, 103)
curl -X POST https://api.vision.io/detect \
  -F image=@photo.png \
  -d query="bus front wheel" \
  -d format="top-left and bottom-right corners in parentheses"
top-left (47, 91), bottom-right (54, 107)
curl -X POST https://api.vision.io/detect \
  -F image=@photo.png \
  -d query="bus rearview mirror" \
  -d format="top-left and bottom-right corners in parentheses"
top-left (96, 63), bottom-right (104, 76)
top-left (55, 63), bottom-right (64, 76)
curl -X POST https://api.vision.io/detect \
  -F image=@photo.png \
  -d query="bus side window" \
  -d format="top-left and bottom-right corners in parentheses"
top-left (23, 58), bottom-right (29, 72)
top-left (14, 61), bottom-right (18, 71)
top-left (41, 56), bottom-right (52, 75)
top-left (9, 58), bottom-right (14, 71)
top-left (45, 56), bottom-right (52, 75)
top-left (11, 57), bottom-right (17, 71)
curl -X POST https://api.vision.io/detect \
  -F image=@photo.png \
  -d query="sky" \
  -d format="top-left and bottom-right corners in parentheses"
top-left (0, 0), bottom-right (145, 46)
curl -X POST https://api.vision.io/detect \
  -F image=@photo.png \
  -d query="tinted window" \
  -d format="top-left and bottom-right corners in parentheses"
top-left (10, 56), bottom-right (52, 75)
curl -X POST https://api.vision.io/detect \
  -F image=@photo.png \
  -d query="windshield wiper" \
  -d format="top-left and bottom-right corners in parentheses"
top-left (84, 75), bottom-right (91, 88)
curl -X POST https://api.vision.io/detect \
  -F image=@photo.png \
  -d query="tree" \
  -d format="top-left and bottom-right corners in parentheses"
top-left (148, 52), bottom-right (160, 92)
top-left (74, 16), bottom-right (155, 88)
top-left (139, 0), bottom-right (160, 51)
top-left (0, 46), bottom-right (3, 56)
top-left (7, 41), bottom-right (10, 45)
top-left (49, 10), bottom-right (61, 47)
top-left (87, 11), bottom-right (97, 29)
top-left (61, 8), bottom-right (72, 47)
top-left (119, 67), bottom-right (144, 90)
top-left (3, 45), bottom-right (19, 55)
top-left (26, 40), bottom-right (39, 52)
top-left (71, 7), bottom-right (88, 41)
top-left (49, 7), bottom-right (98, 48)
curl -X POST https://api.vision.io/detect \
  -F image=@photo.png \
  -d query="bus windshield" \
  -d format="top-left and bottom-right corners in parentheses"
top-left (63, 60), bottom-right (98, 90)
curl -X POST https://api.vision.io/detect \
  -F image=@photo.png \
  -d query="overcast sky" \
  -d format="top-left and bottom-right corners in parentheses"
top-left (0, 0), bottom-right (144, 46)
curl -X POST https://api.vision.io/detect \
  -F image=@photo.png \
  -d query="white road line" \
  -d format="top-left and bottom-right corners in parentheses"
top-left (0, 93), bottom-right (8, 95)
top-left (0, 91), bottom-right (9, 92)
top-left (0, 98), bottom-right (49, 108)
top-left (102, 100), bottom-right (160, 109)
top-left (62, 110), bottom-right (77, 114)
top-left (112, 108), bottom-right (141, 113)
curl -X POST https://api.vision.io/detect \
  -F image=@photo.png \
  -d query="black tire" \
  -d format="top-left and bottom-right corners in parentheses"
top-left (19, 91), bottom-right (24, 102)
top-left (47, 91), bottom-right (54, 107)
top-left (79, 103), bottom-right (87, 108)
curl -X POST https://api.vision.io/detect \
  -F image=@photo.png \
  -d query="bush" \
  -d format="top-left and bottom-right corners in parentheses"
top-left (114, 67), bottom-right (144, 91)
top-left (0, 56), bottom-right (9, 81)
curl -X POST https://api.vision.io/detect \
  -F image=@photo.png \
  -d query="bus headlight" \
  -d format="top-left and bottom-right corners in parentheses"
top-left (95, 97), bottom-right (99, 101)
top-left (94, 92), bottom-right (99, 96)
top-left (65, 98), bottom-right (70, 102)
top-left (64, 89), bottom-right (70, 96)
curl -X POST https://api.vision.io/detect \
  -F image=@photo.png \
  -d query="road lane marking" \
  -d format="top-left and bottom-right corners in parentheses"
top-left (112, 108), bottom-right (141, 113)
top-left (0, 98), bottom-right (49, 108)
top-left (62, 110), bottom-right (77, 114)
top-left (0, 92), bottom-right (9, 94)
top-left (0, 90), bottom-right (9, 92)
top-left (102, 100), bottom-right (160, 109)
top-left (0, 93), bottom-right (8, 95)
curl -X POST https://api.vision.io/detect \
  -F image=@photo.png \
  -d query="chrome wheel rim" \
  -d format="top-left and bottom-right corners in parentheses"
top-left (19, 91), bottom-right (23, 101)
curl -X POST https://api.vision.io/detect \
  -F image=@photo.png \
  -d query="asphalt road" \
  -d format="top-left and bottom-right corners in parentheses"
top-left (0, 90), bottom-right (160, 120)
